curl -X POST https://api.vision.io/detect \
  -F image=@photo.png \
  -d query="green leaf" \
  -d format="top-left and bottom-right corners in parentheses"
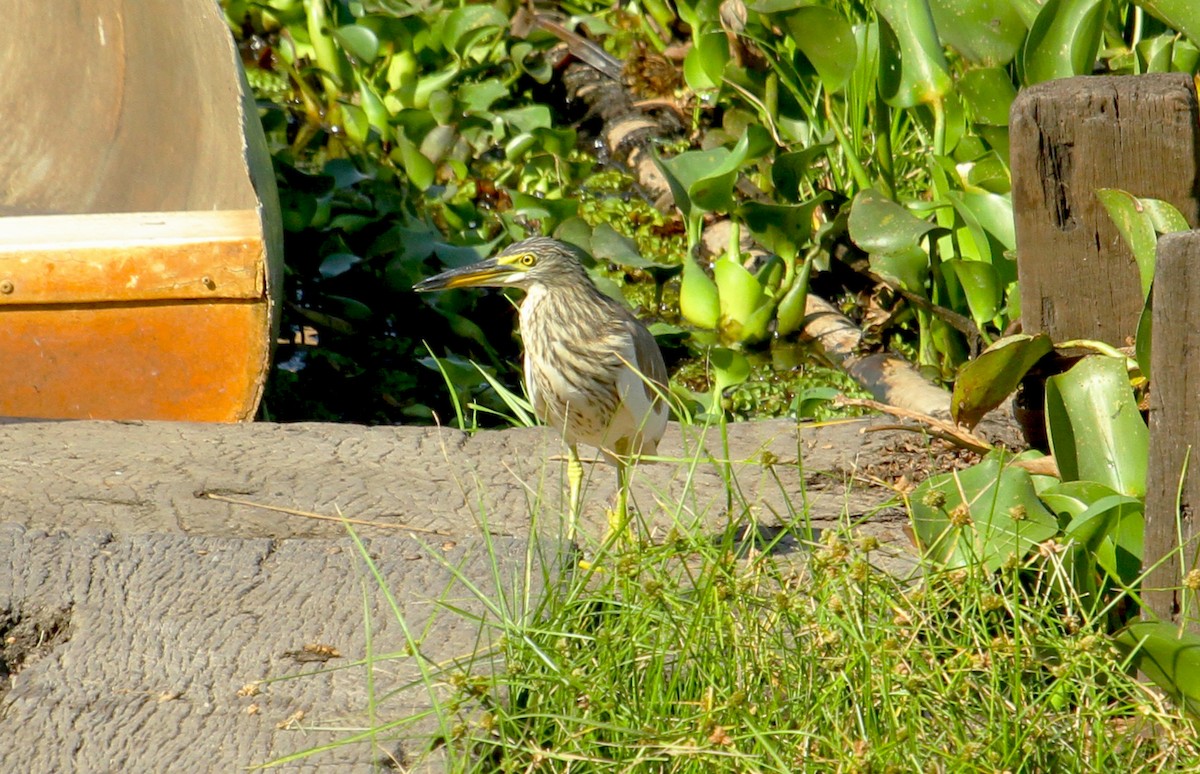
top-left (1045, 356), bottom-right (1148, 496)
top-left (333, 24), bottom-right (380, 64)
top-left (459, 79), bottom-right (508, 114)
top-left (1137, 0), bottom-right (1200, 51)
top-left (714, 256), bottom-right (771, 344)
top-left (1096, 188), bottom-right (1159, 299)
top-left (772, 144), bottom-right (833, 203)
top-left (710, 347), bottom-right (751, 408)
top-left (943, 259), bottom-right (1001, 326)
top-left (656, 134), bottom-right (753, 218)
top-left (957, 67), bottom-right (1018, 126)
top-left (909, 451), bottom-right (1059, 571)
top-left (390, 129), bottom-right (435, 190)
top-left (1136, 290), bottom-right (1153, 382)
top-left (952, 333), bottom-right (1053, 429)
top-left (876, 0), bottom-right (953, 107)
top-left (1114, 622), bottom-right (1200, 717)
top-left (848, 188), bottom-right (941, 254)
top-left (683, 30), bottom-right (731, 92)
top-left (681, 257), bottom-right (720, 329)
top-left (928, 0), bottom-right (1026, 66)
top-left (319, 252), bottom-right (362, 279)
top-left (1019, 0), bottom-right (1108, 86)
top-left (785, 7), bottom-right (858, 92)
top-left (441, 5), bottom-right (506, 59)
top-left (1063, 493), bottom-right (1143, 553)
top-left (1143, 198), bottom-right (1191, 234)
top-left (507, 192), bottom-right (578, 232)
top-left (739, 192), bottom-right (831, 262)
top-left (959, 191), bottom-right (1016, 249)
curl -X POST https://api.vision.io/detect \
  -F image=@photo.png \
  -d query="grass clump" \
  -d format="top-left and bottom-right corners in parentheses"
top-left (435, 519), bottom-right (1198, 772)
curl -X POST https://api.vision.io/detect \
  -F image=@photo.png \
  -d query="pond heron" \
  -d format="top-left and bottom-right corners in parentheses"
top-left (414, 237), bottom-right (669, 540)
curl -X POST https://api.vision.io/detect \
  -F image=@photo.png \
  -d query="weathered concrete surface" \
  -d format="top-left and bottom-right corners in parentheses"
top-left (0, 417), bottom-right (923, 771)
top-left (0, 418), bottom-right (902, 542)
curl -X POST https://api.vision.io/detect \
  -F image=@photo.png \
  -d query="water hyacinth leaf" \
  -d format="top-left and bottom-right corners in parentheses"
top-left (959, 191), bottom-right (1016, 249)
top-left (1137, 0), bottom-right (1200, 49)
top-left (876, 0), bottom-right (953, 108)
top-left (928, 0), bottom-right (1027, 66)
top-left (1142, 197), bottom-right (1191, 235)
top-left (951, 332), bottom-right (1053, 429)
top-left (714, 257), bottom-right (771, 344)
top-left (963, 152), bottom-right (1012, 194)
top-left (1138, 34), bottom-right (1177, 72)
top-left (1174, 37), bottom-right (1200, 73)
top-left (680, 257), bottom-right (720, 329)
top-left (943, 259), bottom-right (1001, 326)
top-left (334, 24), bottom-right (380, 64)
top-left (1136, 291), bottom-right (1152, 382)
top-left (459, 78), bottom-right (508, 114)
top-left (849, 188), bottom-right (941, 254)
top-left (772, 144), bottom-right (833, 202)
top-left (391, 130), bottom-right (435, 190)
top-left (353, 71), bottom-right (391, 142)
top-left (1063, 493), bottom-right (1143, 554)
top-left (497, 105), bottom-right (552, 134)
top-left (441, 5), bottom-right (506, 59)
top-left (412, 65), bottom-right (461, 111)
top-left (1044, 356), bottom-right (1148, 496)
top-left (1039, 479), bottom-right (1123, 523)
top-left (1113, 622), bottom-right (1200, 717)
top-left (657, 134), bottom-right (753, 217)
top-left (870, 245), bottom-right (930, 293)
top-left (511, 41), bottom-right (553, 83)
top-left (739, 192), bottom-right (831, 261)
top-left (323, 158), bottom-right (372, 189)
top-left (675, 0), bottom-right (722, 31)
top-left (957, 67), bottom-right (1018, 126)
top-left (909, 452), bottom-right (1059, 571)
top-left (710, 347), bottom-right (751, 405)
top-left (683, 30), bottom-right (731, 92)
top-left (1019, 0), bottom-right (1107, 85)
top-left (1097, 188), bottom-right (1159, 299)
top-left (785, 7), bottom-right (858, 93)
top-left (340, 102), bottom-right (370, 146)
top-left (319, 252), bottom-right (362, 279)
top-left (774, 259), bottom-right (811, 336)
top-left (507, 191), bottom-right (578, 232)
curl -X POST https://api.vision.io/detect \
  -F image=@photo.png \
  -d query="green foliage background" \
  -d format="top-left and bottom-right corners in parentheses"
top-left (222, 0), bottom-right (1199, 425)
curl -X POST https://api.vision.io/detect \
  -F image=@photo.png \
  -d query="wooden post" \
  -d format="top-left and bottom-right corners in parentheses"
top-left (1146, 231), bottom-right (1200, 625)
top-left (1010, 74), bottom-right (1200, 345)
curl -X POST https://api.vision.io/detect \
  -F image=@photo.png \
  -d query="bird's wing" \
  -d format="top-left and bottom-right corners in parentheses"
top-left (628, 319), bottom-right (669, 404)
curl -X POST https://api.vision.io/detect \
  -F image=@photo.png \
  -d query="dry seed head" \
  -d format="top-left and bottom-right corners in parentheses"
top-left (1185, 569), bottom-right (1200, 591)
top-left (948, 503), bottom-right (973, 527)
top-left (921, 488), bottom-right (947, 509)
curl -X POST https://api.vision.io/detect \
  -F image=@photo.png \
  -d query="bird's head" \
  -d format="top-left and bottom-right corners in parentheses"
top-left (413, 237), bottom-right (590, 293)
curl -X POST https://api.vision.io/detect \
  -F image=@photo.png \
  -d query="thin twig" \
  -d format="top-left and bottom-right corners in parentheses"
top-left (835, 396), bottom-right (993, 455)
top-left (196, 491), bottom-right (450, 535)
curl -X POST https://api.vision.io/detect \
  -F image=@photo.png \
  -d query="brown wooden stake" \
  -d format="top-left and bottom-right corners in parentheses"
top-left (1010, 74), bottom-right (1200, 345)
top-left (1145, 231), bottom-right (1200, 625)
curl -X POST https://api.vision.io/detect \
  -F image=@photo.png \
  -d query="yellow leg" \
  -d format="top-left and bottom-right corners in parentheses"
top-left (606, 459), bottom-right (632, 544)
top-left (566, 443), bottom-right (583, 542)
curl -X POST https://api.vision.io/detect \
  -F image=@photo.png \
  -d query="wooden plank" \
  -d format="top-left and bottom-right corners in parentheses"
top-left (1010, 73), bottom-right (1200, 345)
top-left (0, 301), bottom-right (270, 422)
top-left (1145, 231), bottom-right (1200, 626)
top-left (0, 210), bottom-right (266, 304)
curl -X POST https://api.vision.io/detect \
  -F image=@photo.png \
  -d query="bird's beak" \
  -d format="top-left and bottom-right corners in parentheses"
top-left (412, 257), bottom-right (520, 291)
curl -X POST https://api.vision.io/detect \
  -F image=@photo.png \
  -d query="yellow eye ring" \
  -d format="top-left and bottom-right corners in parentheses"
top-left (519, 253), bottom-right (537, 267)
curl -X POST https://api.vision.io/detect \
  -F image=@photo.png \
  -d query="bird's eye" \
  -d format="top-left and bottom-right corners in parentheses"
top-left (519, 253), bottom-right (537, 267)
